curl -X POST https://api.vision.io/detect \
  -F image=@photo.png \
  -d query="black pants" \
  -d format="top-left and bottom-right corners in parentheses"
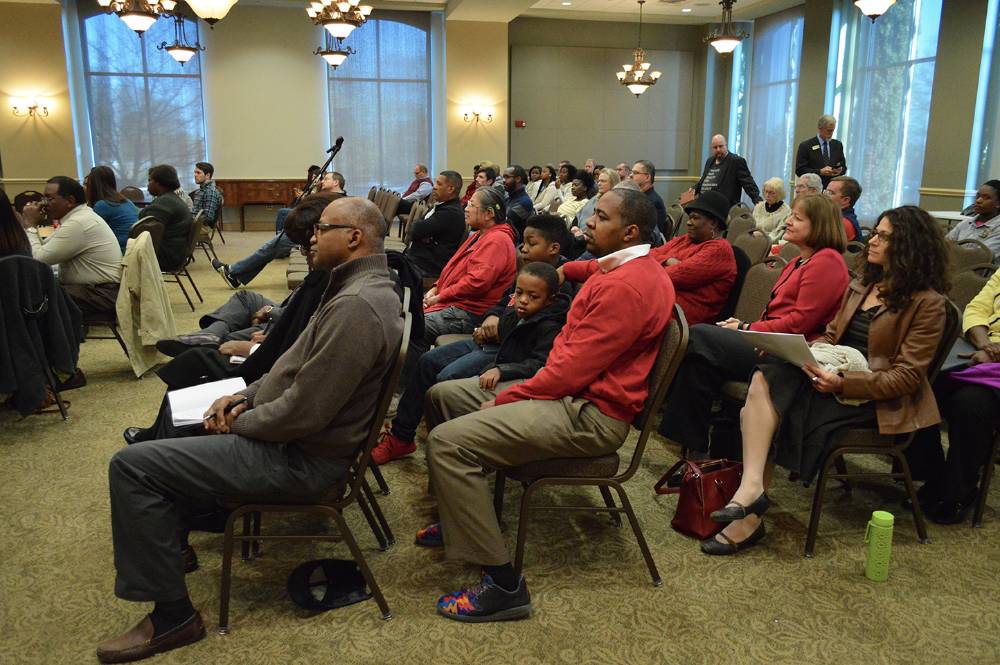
top-left (157, 347), bottom-right (237, 391)
top-left (63, 282), bottom-right (119, 318)
top-left (657, 324), bottom-right (759, 453)
top-left (197, 290), bottom-right (275, 341)
top-left (914, 377), bottom-right (1000, 506)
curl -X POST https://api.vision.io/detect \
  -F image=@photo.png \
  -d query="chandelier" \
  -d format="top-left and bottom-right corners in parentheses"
top-left (314, 33), bottom-right (355, 69)
top-left (306, 0), bottom-right (373, 39)
top-left (705, 0), bottom-right (748, 55)
top-left (854, 0), bottom-right (896, 21)
top-left (96, 0), bottom-right (172, 35)
top-left (157, 13), bottom-right (204, 65)
top-left (185, 0), bottom-right (239, 25)
top-left (616, 0), bottom-right (661, 97)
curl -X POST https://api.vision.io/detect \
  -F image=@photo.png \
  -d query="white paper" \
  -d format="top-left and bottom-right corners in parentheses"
top-left (736, 330), bottom-right (818, 368)
top-left (168, 377), bottom-right (247, 426)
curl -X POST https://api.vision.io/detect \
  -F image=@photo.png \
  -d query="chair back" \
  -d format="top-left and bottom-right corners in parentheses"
top-left (339, 310), bottom-right (412, 508)
top-left (726, 214), bottom-right (755, 242)
top-left (672, 207), bottom-right (689, 237)
top-left (842, 240), bottom-right (866, 275)
top-left (778, 241), bottom-right (801, 262)
top-left (949, 238), bottom-right (993, 272)
top-left (949, 266), bottom-right (994, 312)
top-left (129, 217), bottom-right (164, 253)
top-left (182, 213), bottom-right (204, 265)
top-left (719, 245), bottom-right (753, 320)
top-left (731, 232), bottom-right (770, 265)
top-left (381, 192), bottom-right (402, 224)
top-left (928, 299), bottom-right (963, 384)
top-left (120, 186), bottom-right (144, 202)
top-left (402, 202), bottom-right (427, 244)
top-left (367, 186), bottom-right (377, 201)
top-left (733, 258), bottom-right (785, 323)
top-left (620, 305), bottom-right (689, 481)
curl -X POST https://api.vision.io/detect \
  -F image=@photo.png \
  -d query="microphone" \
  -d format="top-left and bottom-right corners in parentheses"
top-left (328, 136), bottom-right (344, 154)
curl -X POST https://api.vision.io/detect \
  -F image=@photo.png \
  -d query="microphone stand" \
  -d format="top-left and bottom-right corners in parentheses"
top-left (281, 137), bottom-right (345, 243)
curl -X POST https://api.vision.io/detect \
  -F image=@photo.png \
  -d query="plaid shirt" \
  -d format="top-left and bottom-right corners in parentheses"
top-left (192, 180), bottom-right (223, 225)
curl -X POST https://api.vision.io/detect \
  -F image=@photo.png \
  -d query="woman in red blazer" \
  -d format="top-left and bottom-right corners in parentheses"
top-left (658, 194), bottom-right (849, 455)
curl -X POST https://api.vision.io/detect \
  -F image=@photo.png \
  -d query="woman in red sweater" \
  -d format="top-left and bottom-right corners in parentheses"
top-left (651, 190), bottom-right (736, 325)
top-left (658, 194), bottom-right (849, 455)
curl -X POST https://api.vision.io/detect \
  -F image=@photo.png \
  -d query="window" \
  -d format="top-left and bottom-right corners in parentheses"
top-left (77, 8), bottom-right (206, 188)
top-left (968, 0), bottom-right (1000, 199)
top-left (743, 7), bottom-right (804, 186)
top-left (327, 12), bottom-right (431, 192)
top-left (829, 0), bottom-right (943, 221)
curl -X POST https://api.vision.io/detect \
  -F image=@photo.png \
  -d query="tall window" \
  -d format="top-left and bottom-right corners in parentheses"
top-left (968, 0), bottom-right (1000, 198)
top-left (744, 8), bottom-right (804, 186)
top-left (327, 12), bottom-right (431, 192)
top-left (78, 10), bottom-right (206, 188)
top-left (829, 0), bottom-right (943, 221)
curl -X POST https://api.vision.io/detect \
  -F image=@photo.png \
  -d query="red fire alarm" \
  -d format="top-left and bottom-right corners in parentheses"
top-left (514, 120), bottom-right (526, 128)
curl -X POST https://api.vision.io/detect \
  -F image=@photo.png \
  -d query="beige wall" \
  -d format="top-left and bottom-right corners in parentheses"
top-left (444, 20), bottom-right (508, 176)
top-left (201, 6), bottom-right (328, 179)
top-left (794, 0), bottom-right (833, 160)
top-left (0, 2), bottom-right (77, 197)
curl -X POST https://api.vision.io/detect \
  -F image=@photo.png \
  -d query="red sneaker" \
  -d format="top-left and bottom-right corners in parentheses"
top-left (371, 432), bottom-right (416, 465)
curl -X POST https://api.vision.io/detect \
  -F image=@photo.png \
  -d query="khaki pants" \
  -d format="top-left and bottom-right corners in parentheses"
top-left (425, 377), bottom-right (630, 566)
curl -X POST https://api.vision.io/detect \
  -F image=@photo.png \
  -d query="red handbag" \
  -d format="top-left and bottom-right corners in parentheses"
top-left (654, 459), bottom-right (743, 539)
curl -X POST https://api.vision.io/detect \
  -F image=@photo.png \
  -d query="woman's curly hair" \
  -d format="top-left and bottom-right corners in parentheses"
top-left (856, 205), bottom-right (951, 312)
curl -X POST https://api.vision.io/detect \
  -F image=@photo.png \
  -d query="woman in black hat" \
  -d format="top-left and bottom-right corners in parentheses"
top-left (649, 190), bottom-right (737, 326)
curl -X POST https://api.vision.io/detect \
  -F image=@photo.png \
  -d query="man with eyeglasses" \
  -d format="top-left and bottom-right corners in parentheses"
top-left (20, 175), bottom-right (122, 317)
top-left (631, 160), bottom-right (668, 237)
top-left (824, 176), bottom-right (862, 241)
top-left (97, 197), bottom-right (403, 664)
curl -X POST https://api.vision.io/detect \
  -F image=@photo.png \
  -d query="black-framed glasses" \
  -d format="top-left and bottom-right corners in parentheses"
top-left (870, 230), bottom-right (892, 242)
top-left (313, 222), bottom-right (357, 234)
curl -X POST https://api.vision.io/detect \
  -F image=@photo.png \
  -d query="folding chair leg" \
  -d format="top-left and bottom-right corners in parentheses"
top-left (356, 491), bottom-right (389, 551)
top-left (251, 511), bottom-right (261, 557)
top-left (512, 482), bottom-right (541, 577)
top-left (184, 267), bottom-right (203, 303)
top-left (370, 465), bottom-right (390, 495)
top-left (834, 457), bottom-right (852, 494)
top-left (892, 450), bottom-right (929, 544)
top-left (973, 436), bottom-right (998, 528)
top-left (218, 512), bottom-right (239, 634)
top-left (240, 513), bottom-right (253, 561)
top-left (331, 509), bottom-right (392, 619)
top-left (599, 485), bottom-right (622, 528)
top-left (110, 324), bottom-right (130, 360)
top-left (216, 224), bottom-right (226, 244)
top-left (611, 483), bottom-right (661, 586)
top-left (171, 274), bottom-right (195, 311)
top-left (362, 478), bottom-right (395, 547)
top-left (43, 366), bottom-right (69, 421)
top-left (804, 453), bottom-right (838, 558)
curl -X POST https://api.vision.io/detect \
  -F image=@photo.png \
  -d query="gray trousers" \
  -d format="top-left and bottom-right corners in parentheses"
top-left (425, 377), bottom-right (629, 566)
top-left (108, 434), bottom-right (347, 602)
top-left (198, 290), bottom-right (277, 341)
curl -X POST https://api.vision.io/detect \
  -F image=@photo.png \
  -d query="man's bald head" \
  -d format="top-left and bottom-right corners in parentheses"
top-left (710, 134), bottom-right (729, 160)
top-left (311, 197), bottom-right (386, 270)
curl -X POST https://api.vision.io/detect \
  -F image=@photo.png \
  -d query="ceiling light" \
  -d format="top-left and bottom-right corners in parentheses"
top-left (705, 0), bottom-right (748, 55)
top-left (682, 7), bottom-right (692, 13)
top-left (119, 9), bottom-right (158, 33)
top-left (854, 0), bottom-right (896, 21)
top-left (186, 0), bottom-right (240, 24)
top-left (157, 13), bottom-right (205, 65)
top-left (617, 1), bottom-right (661, 97)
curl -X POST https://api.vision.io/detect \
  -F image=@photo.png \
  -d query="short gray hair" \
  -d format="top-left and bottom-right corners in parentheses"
top-left (818, 114), bottom-right (837, 129)
top-left (796, 173), bottom-right (823, 194)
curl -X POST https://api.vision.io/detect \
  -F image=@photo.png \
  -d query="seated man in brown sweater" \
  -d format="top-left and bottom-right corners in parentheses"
top-left (95, 197), bottom-right (404, 664)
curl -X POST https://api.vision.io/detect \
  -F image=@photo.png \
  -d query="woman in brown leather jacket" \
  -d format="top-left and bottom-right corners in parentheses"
top-left (700, 205), bottom-right (950, 555)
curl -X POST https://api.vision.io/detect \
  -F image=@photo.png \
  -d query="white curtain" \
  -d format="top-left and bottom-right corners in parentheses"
top-left (74, 5), bottom-right (207, 189)
top-left (829, 0), bottom-right (943, 221)
top-left (327, 12), bottom-right (433, 193)
top-left (743, 7), bottom-right (804, 188)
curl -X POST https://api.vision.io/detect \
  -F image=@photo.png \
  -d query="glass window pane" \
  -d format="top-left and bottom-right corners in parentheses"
top-left (380, 82), bottom-right (429, 189)
top-left (148, 78), bottom-right (207, 181)
top-left (83, 14), bottom-right (143, 73)
top-left (329, 80), bottom-right (381, 190)
top-left (88, 75), bottom-right (152, 186)
top-left (333, 23), bottom-right (378, 79)
top-left (379, 20), bottom-right (428, 80)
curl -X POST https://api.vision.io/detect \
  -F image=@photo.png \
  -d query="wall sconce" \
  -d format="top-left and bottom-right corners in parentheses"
top-left (11, 98), bottom-right (49, 118)
top-left (463, 109), bottom-right (493, 124)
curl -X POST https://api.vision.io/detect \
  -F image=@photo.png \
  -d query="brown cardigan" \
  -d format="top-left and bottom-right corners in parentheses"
top-left (820, 280), bottom-right (946, 434)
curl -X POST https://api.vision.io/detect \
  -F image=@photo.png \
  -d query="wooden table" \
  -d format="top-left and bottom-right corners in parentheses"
top-left (214, 179), bottom-right (305, 231)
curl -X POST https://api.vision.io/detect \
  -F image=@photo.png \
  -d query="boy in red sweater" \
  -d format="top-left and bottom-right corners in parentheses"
top-left (417, 189), bottom-right (675, 622)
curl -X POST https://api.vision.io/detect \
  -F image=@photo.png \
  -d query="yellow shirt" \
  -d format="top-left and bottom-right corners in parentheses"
top-left (962, 268), bottom-right (1000, 342)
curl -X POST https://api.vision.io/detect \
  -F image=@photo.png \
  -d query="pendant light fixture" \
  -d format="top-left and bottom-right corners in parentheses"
top-left (616, 0), bottom-right (661, 97)
top-left (306, 0), bottom-right (372, 67)
top-left (185, 0), bottom-right (239, 25)
top-left (854, 0), bottom-right (896, 21)
top-left (314, 32), bottom-right (355, 69)
top-left (705, 0), bottom-right (748, 55)
top-left (96, 0), bottom-right (165, 35)
top-left (157, 13), bottom-right (205, 65)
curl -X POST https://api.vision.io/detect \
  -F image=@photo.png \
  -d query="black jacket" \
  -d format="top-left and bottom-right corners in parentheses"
top-left (795, 136), bottom-right (846, 187)
top-left (485, 257), bottom-right (578, 320)
top-left (0, 256), bottom-right (82, 414)
top-left (406, 198), bottom-right (466, 277)
top-left (694, 152), bottom-right (761, 205)
top-left (485, 293), bottom-right (570, 381)
top-left (143, 192), bottom-right (193, 270)
top-left (387, 250), bottom-right (425, 343)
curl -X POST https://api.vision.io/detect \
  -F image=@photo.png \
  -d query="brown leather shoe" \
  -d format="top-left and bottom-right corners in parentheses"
top-left (96, 611), bottom-right (205, 663)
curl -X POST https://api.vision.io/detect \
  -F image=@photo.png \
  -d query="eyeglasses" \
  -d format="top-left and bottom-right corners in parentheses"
top-left (870, 230), bottom-right (892, 242)
top-left (313, 222), bottom-right (357, 234)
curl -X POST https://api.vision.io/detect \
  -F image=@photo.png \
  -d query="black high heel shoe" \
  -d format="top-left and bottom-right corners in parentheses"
top-left (710, 492), bottom-right (770, 523)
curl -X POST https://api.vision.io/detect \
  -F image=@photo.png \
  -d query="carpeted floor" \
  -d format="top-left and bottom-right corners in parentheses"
top-left (1, 230), bottom-right (998, 665)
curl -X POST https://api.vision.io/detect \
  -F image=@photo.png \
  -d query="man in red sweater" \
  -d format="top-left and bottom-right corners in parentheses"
top-left (416, 188), bottom-right (675, 622)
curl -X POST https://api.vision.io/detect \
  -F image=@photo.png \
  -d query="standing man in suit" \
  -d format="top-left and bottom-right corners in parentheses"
top-left (144, 165), bottom-right (193, 272)
top-left (795, 114), bottom-right (846, 188)
top-left (689, 135), bottom-right (761, 208)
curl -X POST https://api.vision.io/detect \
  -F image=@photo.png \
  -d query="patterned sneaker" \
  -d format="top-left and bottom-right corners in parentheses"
top-left (211, 259), bottom-right (240, 289)
top-left (371, 432), bottom-right (416, 465)
top-left (414, 522), bottom-right (443, 548)
top-left (437, 573), bottom-right (531, 623)
top-left (155, 333), bottom-right (222, 358)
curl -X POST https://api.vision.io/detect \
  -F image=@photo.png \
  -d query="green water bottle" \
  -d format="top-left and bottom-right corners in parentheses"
top-left (863, 510), bottom-right (894, 582)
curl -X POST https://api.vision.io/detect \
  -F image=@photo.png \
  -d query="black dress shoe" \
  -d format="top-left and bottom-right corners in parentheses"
top-left (123, 427), bottom-right (152, 445)
top-left (710, 492), bottom-right (770, 523)
top-left (700, 522), bottom-right (766, 555)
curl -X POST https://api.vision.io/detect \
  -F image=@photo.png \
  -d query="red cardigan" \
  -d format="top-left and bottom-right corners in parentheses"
top-left (497, 253), bottom-right (675, 422)
top-left (652, 236), bottom-right (735, 325)
top-left (429, 223), bottom-right (517, 317)
top-left (748, 247), bottom-right (849, 340)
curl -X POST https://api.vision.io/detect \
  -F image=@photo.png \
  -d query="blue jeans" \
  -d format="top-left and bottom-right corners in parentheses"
top-left (229, 232), bottom-right (298, 285)
top-left (391, 338), bottom-right (496, 442)
top-left (274, 207), bottom-right (292, 234)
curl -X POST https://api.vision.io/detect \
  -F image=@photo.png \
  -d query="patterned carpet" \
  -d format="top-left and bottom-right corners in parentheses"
top-left (1, 230), bottom-right (998, 665)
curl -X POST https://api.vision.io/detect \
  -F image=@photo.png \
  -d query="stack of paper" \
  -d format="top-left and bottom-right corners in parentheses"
top-left (736, 330), bottom-right (818, 368)
top-left (168, 377), bottom-right (247, 426)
